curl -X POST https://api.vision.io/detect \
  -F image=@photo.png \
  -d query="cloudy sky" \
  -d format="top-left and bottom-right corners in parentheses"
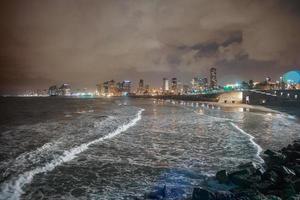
top-left (0, 0), bottom-right (300, 93)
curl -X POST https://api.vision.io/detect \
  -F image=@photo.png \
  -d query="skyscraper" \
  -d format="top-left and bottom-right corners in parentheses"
top-left (210, 68), bottom-right (217, 89)
top-left (139, 79), bottom-right (144, 89)
top-left (171, 78), bottom-right (177, 93)
top-left (163, 78), bottom-right (169, 93)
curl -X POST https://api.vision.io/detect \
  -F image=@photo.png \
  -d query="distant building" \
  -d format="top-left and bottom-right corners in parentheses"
top-left (137, 79), bottom-right (144, 95)
top-left (210, 67), bottom-right (217, 89)
top-left (48, 85), bottom-right (58, 96)
top-left (163, 78), bottom-right (169, 93)
top-left (121, 80), bottom-right (131, 95)
top-left (58, 84), bottom-right (71, 96)
top-left (191, 76), bottom-right (208, 92)
top-left (171, 78), bottom-right (177, 93)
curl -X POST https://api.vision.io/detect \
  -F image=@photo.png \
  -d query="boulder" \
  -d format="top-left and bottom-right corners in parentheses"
top-left (282, 182), bottom-right (296, 200)
top-left (215, 191), bottom-right (236, 200)
top-left (238, 162), bottom-right (259, 175)
top-left (262, 170), bottom-right (280, 184)
top-left (293, 179), bottom-right (300, 193)
top-left (284, 151), bottom-right (300, 162)
top-left (272, 166), bottom-right (296, 178)
top-left (265, 150), bottom-right (287, 165)
top-left (266, 195), bottom-right (282, 200)
top-left (287, 194), bottom-right (300, 200)
top-left (192, 188), bottom-right (216, 200)
top-left (144, 185), bottom-right (166, 199)
top-left (216, 170), bottom-right (229, 184)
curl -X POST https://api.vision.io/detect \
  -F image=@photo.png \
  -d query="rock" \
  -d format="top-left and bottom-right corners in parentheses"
top-left (229, 175), bottom-right (253, 187)
top-left (192, 188), bottom-right (216, 200)
top-left (264, 150), bottom-right (286, 165)
top-left (144, 185), bottom-right (166, 199)
top-left (266, 195), bottom-right (282, 200)
top-left (282, 182), bottom-right (296, 200)
top-left (272, 166), bottom-right (296, 178)
top-left (262, 170), bottom-right (280, 184)
top-left (215, 191), bottom-right (236, 200)
top-left (293, 142), bottom-right (300, 151)
top-left (238, 162), bottom-right (259, 174)
top-left (293, 179), bottom-right (300, 193)
top-left (216, 170), bottom-right (229, 184)
top-left (234, 189), bottom-right (267, 200)
top-left (265, 150), bottom-right (277, 157)
top-left (256, 168), bottom-right (266, 176)
top-left (292, 165), bottom-right (300, 177)
top-left (287, 194), bottom-right (300, 200)
top-left (256, 180), bottom-right (276, 193)
top-left (284, 151), bottom-right (300, 162)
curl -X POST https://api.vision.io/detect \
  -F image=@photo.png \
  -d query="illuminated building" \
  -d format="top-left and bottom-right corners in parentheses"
top-left (48, 85), bottom-right (58, 96)
top-left (163, 78), bottom-right (169, 93)
top-left (58, 84), bottom-right (71, 96)
top-left (121, 80), bottom-right (131, 95)
top-left (210, 67), bottom-right (217, 89)
top-left (137, 79), bottom-right (144, 95)
top-left (171, 78), bottom-right (177, 93)
top-left (191, 76), bottom-right (208, 92)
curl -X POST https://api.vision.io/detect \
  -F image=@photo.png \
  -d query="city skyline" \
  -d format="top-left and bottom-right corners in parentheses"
top-left (1, 0), bottom-right (300, 94)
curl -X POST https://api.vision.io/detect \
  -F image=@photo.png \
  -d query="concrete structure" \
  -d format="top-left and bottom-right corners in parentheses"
top-left (218, 91), bottom-right (243, 103)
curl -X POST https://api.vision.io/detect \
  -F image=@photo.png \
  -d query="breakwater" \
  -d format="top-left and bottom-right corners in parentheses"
top-left (142, 140), bottom-right (300, 200)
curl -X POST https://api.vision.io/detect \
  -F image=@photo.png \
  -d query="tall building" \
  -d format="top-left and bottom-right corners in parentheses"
top-left (210, 68), bottom-right (217, 89)
top-left (171, 78), bottom-right (177, 93)
top-left (122, 80), bottom-right (131, 95)
top-left (58, 84), bottom-right (71, 96)
top-left (137, 79), bottom-right (144, 95)
top-left (139, 79), bottom-right (144, 89)
top-left (163, 78), bottom-right (169, 93)
top-left (191, 76), bottom-right (209, 92)
top-left (48, 85), bottom-right (58, 96)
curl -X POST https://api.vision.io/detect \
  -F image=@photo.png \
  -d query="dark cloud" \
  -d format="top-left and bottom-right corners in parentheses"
top-left (0, 0), bottom-right (299, 93)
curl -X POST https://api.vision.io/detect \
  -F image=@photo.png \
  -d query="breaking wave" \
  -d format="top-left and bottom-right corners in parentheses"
top-left (0, 108), bottom-right (144, 200)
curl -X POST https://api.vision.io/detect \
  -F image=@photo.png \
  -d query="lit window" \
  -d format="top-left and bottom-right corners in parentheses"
top-left (295, 95), bottom-right (298, 99)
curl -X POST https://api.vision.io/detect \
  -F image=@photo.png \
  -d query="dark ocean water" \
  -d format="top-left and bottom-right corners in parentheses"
top-left (0, 97), bottom-right (299, 200)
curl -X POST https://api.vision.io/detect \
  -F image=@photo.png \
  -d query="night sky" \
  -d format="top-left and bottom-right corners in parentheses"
top-left (1, 0), bottom-right (300, 94)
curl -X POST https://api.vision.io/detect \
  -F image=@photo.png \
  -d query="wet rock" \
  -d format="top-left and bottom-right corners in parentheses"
top-left (216, 170), bottom-right (229, 184)
top-left (287, 194), bottom-right (300, 200)
top-left (293, 179), bottom-right (300, 193)
top-left (262, 170), bottom-right (280, 184)
top-left (282, 182), bottom-right (296, 200)
top-left (234, 188), bottom-right (267, 200)
top-left (215, 191), bottom-right (236, 200)
top-left (238, 162), bottom-right (259, 175)
top-left (144, 185), bottom-right (166, 200)
top-left (257, 180), bottom-right (276, 193)
top-left (272, 166), bottom-right (296, 178)
top-left (228, 169), bottom-right (254, 187)
top-left (266, 195), bottom-right (282, 200)
top-left (284, 151), bottom-right (300, 162)
top-left (264, 150), bottom-right (286, 165)
top-left (192, 188), bottom-right (216, 200)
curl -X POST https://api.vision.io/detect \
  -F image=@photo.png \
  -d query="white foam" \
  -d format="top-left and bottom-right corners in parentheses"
top-left (229, 122), bottom-right (264, 163)
top-left (0, 108), bottom-right (144, 200)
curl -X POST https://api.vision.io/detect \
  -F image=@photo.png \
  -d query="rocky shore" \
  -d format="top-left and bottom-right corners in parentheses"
top-left (142, 140), bottom-right (300, 200)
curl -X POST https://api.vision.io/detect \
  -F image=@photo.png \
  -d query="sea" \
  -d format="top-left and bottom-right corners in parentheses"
top-left (0, 97), bottom-right (299, 200)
